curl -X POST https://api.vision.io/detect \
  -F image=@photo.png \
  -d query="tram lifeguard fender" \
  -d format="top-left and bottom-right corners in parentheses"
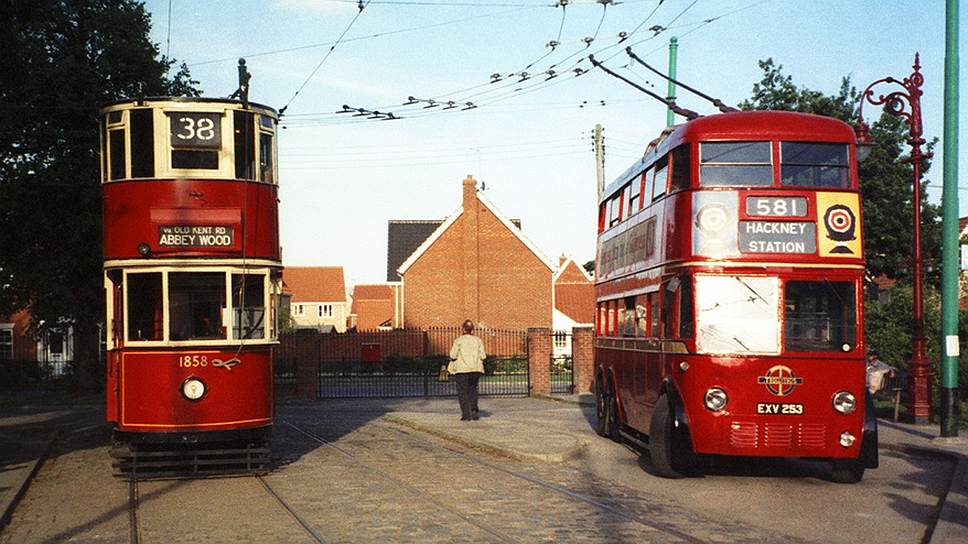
top-left (660, 379), bottom-right (695, 457)
top-left (861, 392), bottom-right (879, 469)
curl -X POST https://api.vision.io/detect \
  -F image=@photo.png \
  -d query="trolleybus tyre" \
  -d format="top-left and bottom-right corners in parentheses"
top-left (606, 395), bottom-right (622, 442)
top-left (829, 460), bottom-right (865, 484)
top-left (594, 375), bottom-right (609, 437)
top-left (649, 393), bottom-right (686, 479)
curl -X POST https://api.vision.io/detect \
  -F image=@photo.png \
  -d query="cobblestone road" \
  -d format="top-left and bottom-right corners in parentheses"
top-left (0, 399), bottom-right (954, 543)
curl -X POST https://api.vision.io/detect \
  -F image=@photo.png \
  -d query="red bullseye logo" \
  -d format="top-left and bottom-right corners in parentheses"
top-left (823, 204), bottom-right (857, 253)
top-left (757, 365), bottom-right (804, 397)
top-left (827, 208), bottom-right (852, 233)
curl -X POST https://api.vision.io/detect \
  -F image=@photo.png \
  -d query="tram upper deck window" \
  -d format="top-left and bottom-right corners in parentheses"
top-left (169, 272), bottom-right (226, 341)
top-left (259, 115), bottom-right (275, 183)
top-left (700, 141), bottom-right (772, 186)
top-left (232, 274), bottom-right (265, 339)
top-left (783, 280), bottom-right (856, 352)
top-left (168, 112), bottom-right (221, 170)
top-left (780, 142), bottom-right (849, 188)
top-left (127, 273), bottom-right (163, 341)
top-left (129, 108), bottom-right (155, 178)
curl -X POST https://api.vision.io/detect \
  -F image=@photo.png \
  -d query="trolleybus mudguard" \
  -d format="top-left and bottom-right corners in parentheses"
top-left (658, 378), bottom-right (694, 457)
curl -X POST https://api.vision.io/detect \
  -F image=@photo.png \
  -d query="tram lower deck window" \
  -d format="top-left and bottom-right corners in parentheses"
top-left (127, 273), bottom-right (163, 341)
top-left (233, 274), bottom-right (265, 339)
top-left (169, 272), bottom-right (226, 341)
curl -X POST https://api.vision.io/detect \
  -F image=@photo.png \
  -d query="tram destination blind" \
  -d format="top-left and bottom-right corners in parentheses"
top-left (158, 225), bottom-right (234, 247)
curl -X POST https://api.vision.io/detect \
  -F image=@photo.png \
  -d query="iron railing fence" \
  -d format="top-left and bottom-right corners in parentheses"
top-left (551, 330), bottom-right (574, 395)
top-left (274, 327), bottom-right (529, 398)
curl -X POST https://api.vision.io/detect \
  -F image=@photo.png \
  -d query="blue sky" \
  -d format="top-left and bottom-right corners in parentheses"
top-left (142, 0), bottom-right (964, 288)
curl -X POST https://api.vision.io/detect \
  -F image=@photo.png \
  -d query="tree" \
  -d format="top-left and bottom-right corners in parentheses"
top-left (0, 0), bottom-right (199, 391)
top-left (740, 59), bottom-right (942, 283)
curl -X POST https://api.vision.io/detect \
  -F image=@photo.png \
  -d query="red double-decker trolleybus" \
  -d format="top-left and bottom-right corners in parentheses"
top-left (100, 97), bottom-right (282, 476)
top-left (593, 111), bottom-right (877, 483)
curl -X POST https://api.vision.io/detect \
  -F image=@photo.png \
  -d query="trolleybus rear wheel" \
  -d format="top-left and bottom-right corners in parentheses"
top-left (606, 396), bottom-right (621, 442)
top-left (595, 375), bottom-right (608, 437)
top-left (649, 393), bottom-right (686, 478)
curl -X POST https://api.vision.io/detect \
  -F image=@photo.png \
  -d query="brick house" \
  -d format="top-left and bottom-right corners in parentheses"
top-left (349, 283), bottom-right (403, 330)
top-left (552, 255), bottom-right (595, 357)
top-left (282, 266), bottom-right (350, 332)
top-left (397, 176), bottom-right (555, 330)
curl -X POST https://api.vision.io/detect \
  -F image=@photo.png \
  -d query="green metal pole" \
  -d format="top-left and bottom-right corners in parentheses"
top-left (666, 37), bottom-right (678, 127)
top-left (940, 0), bottom-right (960, 437)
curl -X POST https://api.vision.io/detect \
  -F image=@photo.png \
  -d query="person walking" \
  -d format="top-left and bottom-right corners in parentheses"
top-left (448, 319), bottom-right (486, 421)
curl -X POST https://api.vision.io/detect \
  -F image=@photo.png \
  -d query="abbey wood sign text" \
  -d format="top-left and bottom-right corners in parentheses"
top-left (739, 221), bottom-right (816, 254)
top-left (158, 225), bottom-right (234, 247)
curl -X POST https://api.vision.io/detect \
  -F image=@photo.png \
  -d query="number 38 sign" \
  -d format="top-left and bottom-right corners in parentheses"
top-left (168, 112), bottom-right (221, 148)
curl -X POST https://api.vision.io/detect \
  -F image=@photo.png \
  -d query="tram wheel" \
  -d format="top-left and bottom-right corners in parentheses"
top-left (649, 393), bottom-right (686, 479)
top-left (829, 460), bottom-right (865, 484)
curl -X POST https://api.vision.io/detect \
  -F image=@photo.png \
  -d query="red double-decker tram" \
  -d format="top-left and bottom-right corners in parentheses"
top-left (101, 98), bottom-right (282, 476)
top-left (593, 111), bottom-right (877, 483)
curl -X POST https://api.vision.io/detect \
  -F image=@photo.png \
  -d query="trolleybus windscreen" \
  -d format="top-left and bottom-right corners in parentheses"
top-left (783, 280), bottom-right (856, 352)
top-left (695, 275), bottom-right (780, 354)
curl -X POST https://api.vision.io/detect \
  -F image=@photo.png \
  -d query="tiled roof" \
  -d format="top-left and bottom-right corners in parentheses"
top-left (555, 282), bottom-right (595, 324)
top-left (283, 266), bottom-right (346, 303)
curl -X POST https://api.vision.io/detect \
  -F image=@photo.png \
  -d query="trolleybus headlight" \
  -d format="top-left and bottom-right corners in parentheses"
top-left (839, 432), bottom-right (856, 447)
top-left (832, 391), bottom-right (856, 415)
top-left (181, 377), bottom-right (206, 401)
top-left (704, 387), bottom-right (728, 412)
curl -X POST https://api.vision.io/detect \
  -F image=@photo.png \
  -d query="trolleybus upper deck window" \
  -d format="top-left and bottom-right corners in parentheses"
top-left (669, 144), bottom-right (691, 193)
top-left (783, 280), bottom-right (856, 352)
top-left (652, 157), bottom-right (668, 200)
top-left (700, 141), bottom-right (772, 186)
top-left (780, 142), bottom-right (849, 188)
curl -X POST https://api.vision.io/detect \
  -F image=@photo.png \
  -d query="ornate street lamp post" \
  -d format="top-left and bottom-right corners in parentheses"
top-left (856, 54), bottom-right (933, 424)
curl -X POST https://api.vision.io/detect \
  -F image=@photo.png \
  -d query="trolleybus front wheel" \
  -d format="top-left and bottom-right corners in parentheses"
top-left (829, 460), bottom-right (865, 484)
top-left (649, 393), bottom-right (688, 479)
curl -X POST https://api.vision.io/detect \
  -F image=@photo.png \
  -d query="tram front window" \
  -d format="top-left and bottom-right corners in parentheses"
top-left (232, 274), bottom-right (265, 339)
top-left (169, 272), bottom-right (226, 341)
top-left (784, 280), bottom-right (856, 352)
top-left (127, 273), bottom-right (163, 341)
top-left (695, 275), bottom-right (780, 354)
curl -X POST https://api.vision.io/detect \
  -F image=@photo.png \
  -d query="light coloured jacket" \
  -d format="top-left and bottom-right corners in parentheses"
top-left (448, 334), bottom-right (486, 374)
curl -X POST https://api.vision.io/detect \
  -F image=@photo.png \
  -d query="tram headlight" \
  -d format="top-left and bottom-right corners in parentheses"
top-left (704, 387), bottom-right (728, 412)
top-left (181, 377), bottom-right (206, 401)
top-left (832, 391), bottom-right (856, 415)
top-left (137, 242), bottom-right (151, 257)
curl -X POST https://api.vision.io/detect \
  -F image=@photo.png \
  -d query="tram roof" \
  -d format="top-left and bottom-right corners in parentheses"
top-left (99, 96), bottom-right (278, 116)
top-left (602, 111), bottom-right (857, 203)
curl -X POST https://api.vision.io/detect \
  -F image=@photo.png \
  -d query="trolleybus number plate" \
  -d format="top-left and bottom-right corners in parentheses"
top-left (756, 403), bottom-right (804, 415)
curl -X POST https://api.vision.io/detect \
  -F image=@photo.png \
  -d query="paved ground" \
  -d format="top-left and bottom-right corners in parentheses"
top-left (1, 396), bottom-right (966, 543)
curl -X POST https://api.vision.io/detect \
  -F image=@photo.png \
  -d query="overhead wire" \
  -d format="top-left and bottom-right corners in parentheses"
top-left (280, 0), bottom-right (373, 115)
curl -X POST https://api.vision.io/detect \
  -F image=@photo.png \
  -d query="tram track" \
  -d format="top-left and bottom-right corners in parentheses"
top-left (256, 474), bottom-right (327, 544)
top-left (373, 421), bottom-right (708, 544)
top-left (282, 419), bottom-right (714, 544)
top-left (283, 420), bottom-right (520, 544)
top-left (128, 479), bottom-right (141, 544)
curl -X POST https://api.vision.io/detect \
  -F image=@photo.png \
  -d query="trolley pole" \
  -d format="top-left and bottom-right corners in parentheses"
top-left (858, 55), bottom-right (933, 424)
top-left (666, 37), bottom-right (678, 127)
top-left (940, 0), bottom-right (960, 437)
top-left (595, 124), bottom-right (605, 200)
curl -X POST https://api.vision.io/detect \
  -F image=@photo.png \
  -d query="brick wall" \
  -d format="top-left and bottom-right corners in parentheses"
top-left (571, 326), bottom-right (594, 394)
top-left (528, 327), bottom-right (551, 396)
top-left (403, 177), bottom-right (552, 331)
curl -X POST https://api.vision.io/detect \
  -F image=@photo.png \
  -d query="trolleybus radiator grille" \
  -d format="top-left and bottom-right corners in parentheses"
top-left (729, 421), bottom-right (759, 449)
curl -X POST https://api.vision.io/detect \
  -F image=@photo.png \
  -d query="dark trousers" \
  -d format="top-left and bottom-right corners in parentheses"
top-left (454, 372), bottom-right (482, 419)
